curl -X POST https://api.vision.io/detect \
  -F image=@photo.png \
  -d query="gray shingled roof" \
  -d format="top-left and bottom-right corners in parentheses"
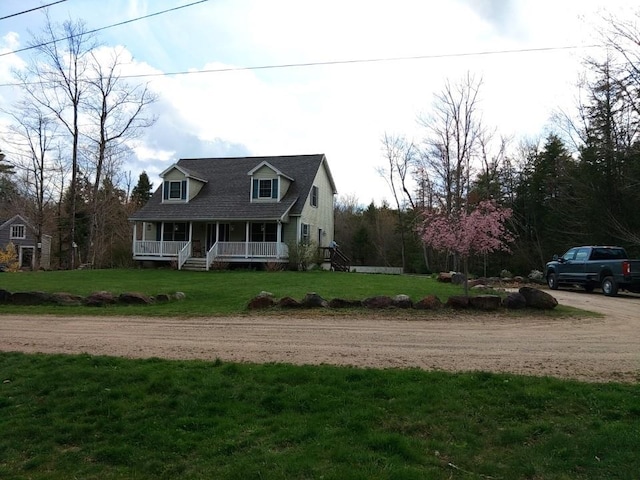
top-left (129, 154), bottom-right (333, 222)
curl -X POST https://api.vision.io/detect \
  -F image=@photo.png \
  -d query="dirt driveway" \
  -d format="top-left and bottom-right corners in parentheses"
top-left (1, 289), bottom-right (639, 383)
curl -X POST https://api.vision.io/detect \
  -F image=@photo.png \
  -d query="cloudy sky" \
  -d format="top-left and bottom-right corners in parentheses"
top-left (0, 0), bottom-right (633, 205)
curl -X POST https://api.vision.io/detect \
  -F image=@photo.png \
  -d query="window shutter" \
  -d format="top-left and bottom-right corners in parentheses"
top-left (181, 180), bottom-right (187, 200)
top-left (272, 178), bottom-right (278, 199)
top-left (252, 179), bottom-right (258, 199)
top-left (156, 223), bottom-right (161, 241)
top-left (163, 181), bottom-right (169, 200)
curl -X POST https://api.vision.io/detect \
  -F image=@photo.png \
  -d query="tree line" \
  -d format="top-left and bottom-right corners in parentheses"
top-left (335, 11), bottom-right (640, 277)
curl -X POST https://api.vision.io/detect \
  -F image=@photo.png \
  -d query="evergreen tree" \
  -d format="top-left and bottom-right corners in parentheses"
top-left (0, 150), bottom-right (18, 216)
top-left (130, 171), bottom-right (153, 208)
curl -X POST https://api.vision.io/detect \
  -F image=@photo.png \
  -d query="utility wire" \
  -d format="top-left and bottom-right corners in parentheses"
top-left (118, 44), bottom-right (604, 80)
top-left (0, 43), bottom-right (603, 88)
top-left (0, 0), bottom-right (208, 57)
top-left (0, 0), bottom-right (68, 21)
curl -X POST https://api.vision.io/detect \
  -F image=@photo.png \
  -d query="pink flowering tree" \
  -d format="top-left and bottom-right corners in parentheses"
top-left (419, 200), bottom-right (514, 295)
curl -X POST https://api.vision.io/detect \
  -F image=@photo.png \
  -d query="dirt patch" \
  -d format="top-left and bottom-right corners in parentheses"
top-left (1, 289), bottom-right (638, 383)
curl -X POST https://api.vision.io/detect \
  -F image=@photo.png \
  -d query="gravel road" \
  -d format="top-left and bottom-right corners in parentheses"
top-left (1, 288), bottom-right (639, 383)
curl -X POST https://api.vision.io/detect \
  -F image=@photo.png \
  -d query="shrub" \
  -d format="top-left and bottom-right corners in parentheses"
top-left (0, 242), bottom-right (20, 272)
top-left (287, 240), bottom-right (316, 271)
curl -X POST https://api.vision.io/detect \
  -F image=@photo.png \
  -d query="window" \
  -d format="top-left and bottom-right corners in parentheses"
top-left (163, 180), bottom-right (187, 201)
top-left (575, 248), bottom-right (590, 261)
top-left (310, 185), bottom-right (318, 207)
top-left (10, 224), bottom-right (25, 239)
top-left (161, 222), bottom-right (187, 241)
top-left (252, 178), bottom-right (278, 199)
top-left (251, 223), bottom-right (277, 242)
top-left (301, 223), bottom-right (309, 242)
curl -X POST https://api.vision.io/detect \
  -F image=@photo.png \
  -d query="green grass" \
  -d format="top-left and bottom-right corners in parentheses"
top-left (1, 352), bottom-right (638, 479)
top-left (0, 268), bottom-right (581, 317)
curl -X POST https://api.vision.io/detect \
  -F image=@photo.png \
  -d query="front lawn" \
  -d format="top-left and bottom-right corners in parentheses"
top-left (1, 268), bottom-right (489, 316)
top-left (1, 352), bottom-right (638, 479)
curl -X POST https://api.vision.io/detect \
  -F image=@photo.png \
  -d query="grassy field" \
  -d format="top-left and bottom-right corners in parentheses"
top-left (1, 352), bottom-right (639, 480)
top-left (1, 268), bottom-right (513, 316)
top-left (2, 269), bottom-right (621, 479)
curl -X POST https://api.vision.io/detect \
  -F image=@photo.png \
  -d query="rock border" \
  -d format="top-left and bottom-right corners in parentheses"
top-left (0, 289), bottom-right (186, 307)
top-left (248, 287), bottom-right (557, 311)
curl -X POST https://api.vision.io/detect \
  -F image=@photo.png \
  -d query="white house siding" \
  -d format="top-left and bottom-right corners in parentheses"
top-left (298, 162), bottom-right (335, 248)
top-left (188, 179), bottom-right (205, 200)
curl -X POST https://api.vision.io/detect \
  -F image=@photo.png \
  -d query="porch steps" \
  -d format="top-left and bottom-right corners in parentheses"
top-left (181, 257), bottom-right (208, 271)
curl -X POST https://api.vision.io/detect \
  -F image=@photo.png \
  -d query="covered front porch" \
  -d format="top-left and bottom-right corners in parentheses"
top-left (132, 220), bottom-right (289, 270)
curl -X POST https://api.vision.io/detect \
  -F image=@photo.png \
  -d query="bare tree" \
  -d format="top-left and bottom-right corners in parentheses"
top-left (82, 47), bottom-right (157, 265)
top-left (16, 14), bottom-right (96, 269)
top-left (377, 133), bottom-right (419, 271)
top-left (417, 73), bottom-right (483, 215)
top-left (4, 100), bottom-right (59, 269)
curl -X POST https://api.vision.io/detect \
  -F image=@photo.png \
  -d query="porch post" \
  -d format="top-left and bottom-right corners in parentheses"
top-left (160, 222), bottom-right (165, 256)
top-left (245, 222), bottom-right (250, 258)
top-left (189, 222), bottom-right (193, 241)
top-left (132, 222), bottom-right (137, 255)
top-left (277, 221), bottom-right (282, 258)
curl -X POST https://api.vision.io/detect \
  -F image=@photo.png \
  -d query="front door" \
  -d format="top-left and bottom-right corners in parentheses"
top-left (207, 223), bottom-right (230, 249)
top-left (20, 246), bottom-right (34, 270)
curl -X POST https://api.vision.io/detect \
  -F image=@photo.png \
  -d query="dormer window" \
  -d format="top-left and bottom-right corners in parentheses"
top-left (163, 180), bottom-right (187, 201)
top-left (252, 178), bottom-right (278, 200)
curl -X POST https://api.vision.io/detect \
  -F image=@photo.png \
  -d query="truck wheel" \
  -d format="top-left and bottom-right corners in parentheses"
top-left (602, 276), bottom-right (618, 296)
top-left (547, 273), bottom-right (558, 290)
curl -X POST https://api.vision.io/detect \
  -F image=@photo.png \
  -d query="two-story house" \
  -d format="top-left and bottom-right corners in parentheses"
top-left (129, 154), bottom-right (338, 270)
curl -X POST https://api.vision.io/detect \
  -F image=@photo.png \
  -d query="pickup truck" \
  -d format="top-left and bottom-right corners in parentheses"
top-left (545, 246), bottom-right (640, 296)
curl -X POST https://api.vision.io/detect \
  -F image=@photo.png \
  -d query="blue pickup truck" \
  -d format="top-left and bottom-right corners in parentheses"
top-left (545, 246), bottom-right (640, 296)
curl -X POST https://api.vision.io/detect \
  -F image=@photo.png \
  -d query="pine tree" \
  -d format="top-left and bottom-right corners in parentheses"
top-left (130, 171), bottom-right (153, 208)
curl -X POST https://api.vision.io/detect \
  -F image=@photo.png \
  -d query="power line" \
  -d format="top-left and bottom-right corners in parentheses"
top-left (0, 43), bottom-right (604, 88)
top-left (0, 0), bottom-right (209, 58)
top-left (0, 0), bottom-right (68, 21)
top-left (118, 44), bottom-right (604, 80)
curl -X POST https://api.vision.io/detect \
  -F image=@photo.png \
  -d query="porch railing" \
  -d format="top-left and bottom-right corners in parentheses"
top-left (207, 241), bottom-right (288, 260)
top-left (177, 241), bottom-right (191, 270)
top-left (134, 240), bottom-right (189, 257)
top-left (135, 240), bottom-right (288, 267)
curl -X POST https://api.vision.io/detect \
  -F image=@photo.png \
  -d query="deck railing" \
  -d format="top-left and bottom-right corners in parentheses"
top-left (134, 240), bottom-right (189, 257)
top-left (135, 241), bottom-right (288, 266)
top-left (177, 242), bottom-right (191, 270)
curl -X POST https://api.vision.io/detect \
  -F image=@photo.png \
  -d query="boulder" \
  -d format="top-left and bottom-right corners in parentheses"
top-left (301, 292), bottom-right (328, 308)
top-left (362, 295), bottom-right (393, 309)
top-left (446, 295), bottom-right (470, 309)
top-left (51, 292), bottom-right (85, 306)
top-left (328, 298), bottom-right (362, 308)
top-left (0, 289), bottom-right (11, 303)
top-left (469, 295), bottom-right (501, 311)
top-left (392, 294), bottom-right (413, 309)
top-left (247, 291), bottom-right (275, 310)
top-left (414, 295), bottom-right (443, 310)
top-left (437, 272), bottom-right (453, 283)
top-left (278, 296), bottom-right (302, 308)
top-left (85, 291), bottom-right (117, 307)
top-left (519, 287), bottom-right (558, 309)
top-left (10, 291), bottom-right (53, 305)
top-left (502, 292), bottom-right (527, 309)
top-left (119, 292), bottom-right (153, 305)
